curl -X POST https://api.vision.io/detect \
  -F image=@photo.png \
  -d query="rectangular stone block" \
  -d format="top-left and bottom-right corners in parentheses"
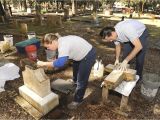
top-left (105, 64), bottom-right (136, 81)
top-left (14, 96), bottom-right (43, 119)
top-left (104, 70), bottom-right (124, 89)
top-left (19, 85), bottom-right (59, 115)
top-left (22, 67), bottom-right (51, 97)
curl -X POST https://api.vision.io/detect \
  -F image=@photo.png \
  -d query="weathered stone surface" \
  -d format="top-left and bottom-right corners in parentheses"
top-left (0, 41), bottom-right (10, 53)
top-left (19, 85), bottom-right (59, 115)
top-left (46, 15), bottom-right (62, 27)
top-left (14, 96), bottom-right (43, 120)
top-left (22, 66), bottom-right (51, 97)
top-left (105, 64), bottom-right (136, 81)
top-left (20, 23), bottom-right (28, 34)
top-left (153, 104), bottom-right (160, 115)
top-left (104, 70), bottom-right (124, 89)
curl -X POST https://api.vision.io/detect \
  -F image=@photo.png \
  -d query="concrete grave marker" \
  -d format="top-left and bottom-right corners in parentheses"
top-left (15, 65), bottom-right (59, 119)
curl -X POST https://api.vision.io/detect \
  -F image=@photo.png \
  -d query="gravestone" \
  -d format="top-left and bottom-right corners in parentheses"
top-left (20, 23), bottom-right (28, 34)
top-left (17, 66), bottom-right (59, 119)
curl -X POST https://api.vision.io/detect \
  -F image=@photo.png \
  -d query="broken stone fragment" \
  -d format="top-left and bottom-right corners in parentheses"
top-left (0, 41), bottom-right (10, 53)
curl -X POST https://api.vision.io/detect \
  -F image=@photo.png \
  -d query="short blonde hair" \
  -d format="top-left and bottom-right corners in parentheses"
top-left (42, 33), bottom-right (58, 44)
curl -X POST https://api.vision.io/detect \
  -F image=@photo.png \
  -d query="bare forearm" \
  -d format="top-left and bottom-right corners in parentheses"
top-left (125, 46), bottom-right (142, 62)
top-left (44, 61), bottom-right (54, 67)
top-left (125, 38), bottom-right (142, 62)
top-left (115, 44), bottom-right (121, 60)
top-left (41, 60), bottom-right (56, 68)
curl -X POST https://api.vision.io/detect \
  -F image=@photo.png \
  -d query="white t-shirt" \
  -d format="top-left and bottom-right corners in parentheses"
top-left (114, 20), bottom-right (146, 45)
top-left (58, 35), bottom-right (92, 61)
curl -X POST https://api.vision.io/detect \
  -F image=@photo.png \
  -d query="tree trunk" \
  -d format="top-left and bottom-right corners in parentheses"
top-left (71, 0), bottom-right (75, 15)
top-left (24, 0), bottom-right (27, 11)
top-left (56, 1), bottom-right (58, 12)
top-left (142, 2), bottom-right (145, 13)
top-left (92, 0), bottom-right (99, 26)
top-left (127, 0), bottom-right (130, 8)
top-left (3, 0), bottom-right (7, 10)
top-left (0, 1), bottom-right (5, 16)
top-left (18, 0), bottom-right (22, 10)
top-left (35, 2), bottom-right (41, 16)
top-left (0, 1), bottom-right (6, 23)
top-left (8, 4), bottom-right (12, 16)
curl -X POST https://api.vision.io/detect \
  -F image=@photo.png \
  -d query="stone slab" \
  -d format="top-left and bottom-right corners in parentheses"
top-left (104, 70), bottom-right (124, 89)
top-left (105, 64), bottom-right (136, 81)
top-left (19, 85), bottom-right (59, 115)
top-left (14, 96), bottom-right (43, 120)
top-left (22, 66), bottom-right (51, 97)
top-left (51, 79), bottom-right (75, 94)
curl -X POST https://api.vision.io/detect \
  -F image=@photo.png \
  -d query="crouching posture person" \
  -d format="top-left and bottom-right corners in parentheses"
top-left (37, 33), bottom-right (96, 109)
top-left (100, 20), bottom-right (149, 80)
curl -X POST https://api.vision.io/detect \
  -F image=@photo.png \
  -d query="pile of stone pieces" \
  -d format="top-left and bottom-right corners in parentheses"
top-left (0, 41), bottom-right (10, 53)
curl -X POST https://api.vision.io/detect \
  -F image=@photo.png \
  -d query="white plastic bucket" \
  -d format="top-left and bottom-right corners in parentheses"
top-left (93, 60), bottom-right (104, 78)
top-left (27, 32), bottom-right (36, 39)
top-left (3, 35), bottom-right (13, 46)
top-left (141, 73), bottom-right (160, 101)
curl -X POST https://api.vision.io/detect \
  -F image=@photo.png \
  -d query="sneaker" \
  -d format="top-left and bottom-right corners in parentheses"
top-left (67, 101), bottom-right (81, 110)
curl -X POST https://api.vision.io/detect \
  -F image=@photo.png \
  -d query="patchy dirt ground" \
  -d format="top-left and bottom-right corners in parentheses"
top-left (0, 16), bottom-right (160, 119)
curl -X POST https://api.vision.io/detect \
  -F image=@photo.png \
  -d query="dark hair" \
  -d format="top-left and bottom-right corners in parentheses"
top-left (99, 27), bottom-right (115, 39)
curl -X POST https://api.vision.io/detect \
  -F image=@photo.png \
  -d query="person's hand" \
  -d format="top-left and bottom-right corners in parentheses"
top-left (114, 59), bottom-right (119, 66)
top-left (117, 59), bottom-right (128, 71)
top-left (37, 60), bottom-right (46, 67)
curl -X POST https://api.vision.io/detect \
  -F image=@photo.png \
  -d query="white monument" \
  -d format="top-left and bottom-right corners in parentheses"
top-left (19, 66), bottom-right (59, 115)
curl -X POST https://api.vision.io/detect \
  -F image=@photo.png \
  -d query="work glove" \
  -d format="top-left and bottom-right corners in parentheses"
top-left (114, 59), bottom-right (119, 66)
top-left (37, 60), bottom-right (46, 67)
top-left (100, 81), bottom-right (105, 88)
top-left (117, 59), bottom-right (128, 71)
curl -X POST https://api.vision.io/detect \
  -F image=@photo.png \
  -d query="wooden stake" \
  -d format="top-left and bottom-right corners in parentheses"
top-left (102, 86), bottom-right (109, 104)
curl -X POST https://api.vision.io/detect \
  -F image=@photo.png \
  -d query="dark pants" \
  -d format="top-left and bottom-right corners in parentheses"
top-left (72, 48), bottom-right (96, 102)
top-left (123, 29), bottom-right (148, 80)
